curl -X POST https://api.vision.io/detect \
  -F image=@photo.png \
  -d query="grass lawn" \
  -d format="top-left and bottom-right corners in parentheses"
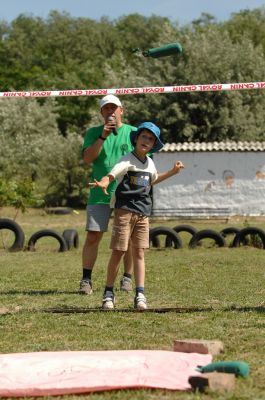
top-left (0, 208), bottom-right (264, 399)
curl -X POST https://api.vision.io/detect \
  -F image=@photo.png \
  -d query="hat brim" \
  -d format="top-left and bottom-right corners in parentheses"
top-left (130, 130), bottom-right (164, 153)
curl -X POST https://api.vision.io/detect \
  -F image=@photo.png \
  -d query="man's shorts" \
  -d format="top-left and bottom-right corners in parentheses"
top-left (86, 204), bottom-right (112, 232)
top-left (110, 208), bottom-right (149, 251)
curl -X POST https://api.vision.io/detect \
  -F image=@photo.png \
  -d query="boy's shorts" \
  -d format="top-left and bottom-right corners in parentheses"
top-left (86, 204), bottom-right (112, 232)
top-left (110, 208), bottom-right (149, 251)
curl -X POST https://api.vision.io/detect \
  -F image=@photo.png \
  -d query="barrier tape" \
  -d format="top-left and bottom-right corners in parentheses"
top-left (1, 81), bottom-right (265, 98)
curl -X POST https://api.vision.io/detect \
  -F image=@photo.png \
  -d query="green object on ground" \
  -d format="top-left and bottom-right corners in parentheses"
top-left (142, 42), bottom-right (182, 58)
top-left (197, 361), bottom-right (250, 378)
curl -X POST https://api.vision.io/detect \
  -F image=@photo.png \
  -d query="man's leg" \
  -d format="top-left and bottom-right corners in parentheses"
top-left (79, 230), bottom-right (104, 294)
top-left (82, 230), bottom-right (104, 270)
top-left (79, 204), bottom-right (110, 294)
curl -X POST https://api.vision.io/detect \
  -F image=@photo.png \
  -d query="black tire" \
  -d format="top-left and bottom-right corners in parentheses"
top-left (62, 229), bottom-right (79, 250)
top-left (166, 224), bottom-right (198, 247)
top-left (149, 227), bottom-right (182, 249)
top-left (220, 227), bottom-right (241, 237)
top-left (189, 229), bottom-right (226, 248)
top-left (0, 218), bottom-right (25, 252)
top-left (173, 224), bottom-right (198, 235)
top-left (220, 227), bottom-right (247, 247)
top-left (232, 227), bottom-right (265, 249)
top-left (149, 228), bottom-right (160, 248)
top-left (27, 229), bottom-right (68, 252)
top-left (45, 207), bottom-right (73, 215)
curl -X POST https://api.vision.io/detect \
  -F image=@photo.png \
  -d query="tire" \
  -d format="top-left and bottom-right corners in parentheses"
top-left (62, 229), bottom-right (79, 250)
top-left (173, 224), bottom-right (198, 235)
top-left (0, 218), bottom-right (25, 252)
top-left (27, 229), bottom-right (68, 252)
top-left (45, 207), bottom-right (73, 215)
top-left (189, 229), bottom-right (226, 248)
top-left (166, 224), bottom-right (198, 247)
top-left (149, 228), bottom-right (160, 248)
top-left (220, 227), bottom-right (247, 247)
top-left (149, 226), bottom-right (182, 249)
top-left (232, 227), bottom-right (265, 249)
top-left (220, 227), bottom-right (241, 237)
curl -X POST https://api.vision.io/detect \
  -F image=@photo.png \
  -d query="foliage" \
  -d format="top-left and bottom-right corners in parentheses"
top-left (225, 7), bottom-right (265, 54)
top-left (1, 9), bottom-right (265, 141)
top-left (0, 97), bottom-right (90, 207)
top-left (0, 8), bottom-right (265, 205)
top-left (0, 97), bottom-right (59, 179)
top-left (40, 132), bottom-right (90, 207)
top-left (0, 178), bottom-right (43, 212)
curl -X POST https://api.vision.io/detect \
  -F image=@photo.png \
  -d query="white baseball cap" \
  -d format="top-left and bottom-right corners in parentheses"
top-left (100, 94), bottom-right (122, 109)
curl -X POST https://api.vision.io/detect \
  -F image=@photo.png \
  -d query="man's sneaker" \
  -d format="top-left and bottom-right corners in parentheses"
top-left (102, 291), bottom-right (115, 310)
top-left (79, 279), bottom-right (92, 295)
top-left (120, 276), bottom-right (133, 292)
top-left (134, 292), bottom-right (147, 310)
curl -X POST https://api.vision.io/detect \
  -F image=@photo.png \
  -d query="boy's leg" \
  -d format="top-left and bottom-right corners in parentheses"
top-left (132, 247), bottom-right (147, 310)
top-left (132, 247), bottom-right (145, 288)
top-left (102, 249), bottom-right (124, 309)
top-left (106, 250), bottom-right (125, 287)
top-left (103, 209), bottom-right (131, 308)
top-left (120, 241), bottom-right (133, 291)
top-left (130, 214), bottom-right (149, 310)
top-left (108, 208), bottom-right (131, 286)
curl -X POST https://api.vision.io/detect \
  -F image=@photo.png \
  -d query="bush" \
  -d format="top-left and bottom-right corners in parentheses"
top-left (0, 178), bottom-right (44, 213)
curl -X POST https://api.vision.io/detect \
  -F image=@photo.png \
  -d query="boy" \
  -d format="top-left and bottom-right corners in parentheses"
top-left (93, 122), bottom-right (184, 310)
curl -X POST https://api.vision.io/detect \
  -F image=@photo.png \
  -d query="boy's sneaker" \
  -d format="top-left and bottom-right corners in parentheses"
top-left (79, 279), bottom-right (92, 295)
top-left (120, 276), bottom-right (133, 292)
top-left (134, 292), bottom-right (147, 310)
top-left (102, 291), bottom-right (115, 310)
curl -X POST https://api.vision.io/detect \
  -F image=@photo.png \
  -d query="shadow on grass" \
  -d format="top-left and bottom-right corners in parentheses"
top-left (224, 305), bottom-right (265, 313)
top-left (0, 290), bottom-right (79, 295)
top-left (43, 305), bottom-right (265, 314)
top-left (1, 304), bottom-right (264, 315)
top-left (44, 306), bottom-right (214, 313)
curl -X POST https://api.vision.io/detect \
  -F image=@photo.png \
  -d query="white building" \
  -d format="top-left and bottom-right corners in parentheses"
top-left (152, 141), bottom-right (265, 217)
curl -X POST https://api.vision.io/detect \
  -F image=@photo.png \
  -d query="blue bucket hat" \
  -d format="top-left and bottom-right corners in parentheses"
top-left (130, 122), bottom-right (164, 153)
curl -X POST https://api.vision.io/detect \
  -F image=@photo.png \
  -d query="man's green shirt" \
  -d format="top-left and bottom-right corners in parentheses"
top-left (82, 123), bottom-right (136, 205)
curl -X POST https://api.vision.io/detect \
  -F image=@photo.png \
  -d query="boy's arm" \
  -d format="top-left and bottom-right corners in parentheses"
top-left (90, 159), bottom-right (131, 194)
top-left (90, 174), bottom-right (115, 195)
top-left (153, 161), bottom-right (184, 185)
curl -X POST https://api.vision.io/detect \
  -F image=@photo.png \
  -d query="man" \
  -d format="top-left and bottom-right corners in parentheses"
top-left (79, 94), bottom-right (137, 294)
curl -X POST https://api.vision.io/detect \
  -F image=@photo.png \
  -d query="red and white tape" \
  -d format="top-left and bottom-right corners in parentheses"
top-left (1, 81), bottom-right (265, 98)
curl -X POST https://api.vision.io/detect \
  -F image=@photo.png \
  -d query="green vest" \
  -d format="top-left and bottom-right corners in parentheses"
top-left (82, 123), bottom-right (136, 204)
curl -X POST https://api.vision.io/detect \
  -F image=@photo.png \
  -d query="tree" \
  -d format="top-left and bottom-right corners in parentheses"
top-left (1, 10), bottom-right (265, 147)
top-left (225, 7), bottom-right (265, 54)
top-left (109, 22), bottom-right (265, 142)
top-left (0, 178), bottom-right (43, 214)
top-left (0, 97), bottom-right (89, 206)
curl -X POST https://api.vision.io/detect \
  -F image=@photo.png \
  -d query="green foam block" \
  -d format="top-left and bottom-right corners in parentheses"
top-left (197, 361), bottom-right (250, 378)
top-left (143, 42), bottom-right (182, 58)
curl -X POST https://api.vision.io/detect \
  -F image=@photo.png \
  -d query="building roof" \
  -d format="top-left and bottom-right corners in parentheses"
top-left (162, 141), bottom-right (265, 152)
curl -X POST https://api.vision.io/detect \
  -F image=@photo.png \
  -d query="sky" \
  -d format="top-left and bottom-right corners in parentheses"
top-left (1, 0), bottom-right (265, 24)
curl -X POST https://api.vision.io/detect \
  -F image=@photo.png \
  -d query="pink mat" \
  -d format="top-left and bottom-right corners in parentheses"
top-left (0, 350), bottom-right (212, 397)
